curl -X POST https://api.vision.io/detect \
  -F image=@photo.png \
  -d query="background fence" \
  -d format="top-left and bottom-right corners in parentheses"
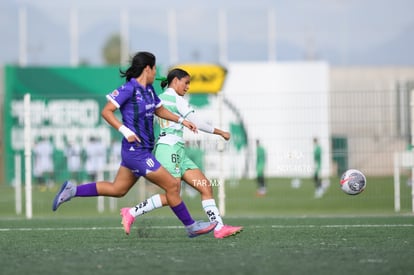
top-left (2, 4), bottom-right (414, 216)
top-left (2, 65), bottom-right (414, 217)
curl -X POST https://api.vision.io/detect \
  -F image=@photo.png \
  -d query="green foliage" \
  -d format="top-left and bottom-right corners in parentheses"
top-left (102, 33), bottom-right (122, 65)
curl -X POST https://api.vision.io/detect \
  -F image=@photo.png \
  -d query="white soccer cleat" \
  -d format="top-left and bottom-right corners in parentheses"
top-left (186, 220), bottom-right (218, 238)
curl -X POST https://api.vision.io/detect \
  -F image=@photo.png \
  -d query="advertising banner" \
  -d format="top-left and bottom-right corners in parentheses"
top-left (3, 66), bottom-right (163, 185)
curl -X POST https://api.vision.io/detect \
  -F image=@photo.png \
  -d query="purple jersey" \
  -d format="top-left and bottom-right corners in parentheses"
top-left (106, 78), bottom-right (161, 150)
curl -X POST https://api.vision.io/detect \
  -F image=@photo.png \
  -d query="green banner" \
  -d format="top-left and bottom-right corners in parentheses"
top-left (3, 65), bottom-right (163, 186)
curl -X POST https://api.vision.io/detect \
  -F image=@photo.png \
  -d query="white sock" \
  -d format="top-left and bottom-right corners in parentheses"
top-left (202, 199), bottom-right (224, 230)
top-left (129, 194), bottom-right (163, 218)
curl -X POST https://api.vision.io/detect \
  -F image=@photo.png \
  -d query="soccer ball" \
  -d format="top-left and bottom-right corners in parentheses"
top-left (340, 169), bottom-right (366, 195)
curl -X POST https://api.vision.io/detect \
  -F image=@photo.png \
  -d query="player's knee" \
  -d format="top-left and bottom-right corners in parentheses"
top-left (166, 179), bottom-right (181, 195)
top-left (176, 182), bottom-right (182, 194)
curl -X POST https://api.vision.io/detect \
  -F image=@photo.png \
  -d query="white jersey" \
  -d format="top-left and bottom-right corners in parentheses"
top-left (157, 88), bottom-right (195, 145)
top-left (65, 142), bottom-right (82, 172)
top-left (85, 140), bottom-right (107, 174)
top-left (109, 141), bottom-right (122, 165)
top-left (33, 139), bottom-right (54, 177)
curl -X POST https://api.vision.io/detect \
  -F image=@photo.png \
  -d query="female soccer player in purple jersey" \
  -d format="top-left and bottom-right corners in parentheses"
top-left (52, 52), bottom-right (217, 238)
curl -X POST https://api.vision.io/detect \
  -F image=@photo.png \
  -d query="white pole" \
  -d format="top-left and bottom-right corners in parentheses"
top-left (109, 197), bottom-right (116, 212)
top-left (69, 7), bottom-right (79, 66)
top-left (410, 89), bottom-right (414, 213)
top-left (15, 154), bottom-right (22, 215)
top-left (168, 9), bottom-right (178, 65)
top-left (218, 91), bottom-right (226, 216)
top-left (24, 93), bottom-right (32, 219)
top-left (97, 196), bottom-right (105, 213)
top-left (218, 9), bottom-right (228, 65)
top-left (267, 9), bottom-right (276, 62)
top-left (18, 5), bottom-right (28, 66)
top-left (120, 8), bottom-right (129, 66)
top-left (97, 170), bottom-right (104, 213)
top-left (217, 9), bottom-right (227, 212)
top-left (393, 152), bottom-right (400, 212)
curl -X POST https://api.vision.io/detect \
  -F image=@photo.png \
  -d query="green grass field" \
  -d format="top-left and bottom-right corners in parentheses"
top-left (0, 177), bottom-right (413, 274)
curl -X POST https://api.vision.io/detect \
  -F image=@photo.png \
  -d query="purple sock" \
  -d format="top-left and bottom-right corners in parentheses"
top-left (170, 201), bottom-right (195, 226)
top-left (75, 182), bottom-right (99, 197)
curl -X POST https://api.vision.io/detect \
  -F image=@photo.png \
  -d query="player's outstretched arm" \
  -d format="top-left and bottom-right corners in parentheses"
top-left (185, 112), bottom-right (229, 140)
top-left (213, 129), bottom-right (231, 141)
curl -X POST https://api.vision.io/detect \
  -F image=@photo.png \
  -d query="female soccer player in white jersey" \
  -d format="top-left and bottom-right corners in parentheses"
top-left (120, 68), bottom-right (243, 238)
top-left (52, 52), bottom-right (217, 238)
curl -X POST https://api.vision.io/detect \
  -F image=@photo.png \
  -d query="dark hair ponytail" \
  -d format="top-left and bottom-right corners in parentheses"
top-left (160, 79), bottom-right (169, 89)
top-left (160, 68), bottom-right (190, 89)
top-left (120, 52), bottom-right (156, 81)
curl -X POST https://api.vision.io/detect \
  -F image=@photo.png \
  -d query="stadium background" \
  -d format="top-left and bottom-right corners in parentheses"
top-left (1, 3), bottom-right (414, 215)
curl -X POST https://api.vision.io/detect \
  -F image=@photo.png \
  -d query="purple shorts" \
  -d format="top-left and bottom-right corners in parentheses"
top-left (120, 147), bottom-right (161, 177)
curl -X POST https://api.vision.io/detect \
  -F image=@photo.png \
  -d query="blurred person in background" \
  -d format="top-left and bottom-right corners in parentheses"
top-left (84, 136), bottom-right (107, 182)
top-left (256, 139), bottom-right (267, 196)
top-left (313, 137), bottom-right (324, 198)
top-left (120, 68), bottom-right (243, 238)
top-left (64, 138), bottom-right (82, 183)
top-left (33, 136), bottom-right (55, 190)
top-left (52, 51), bottom-right (217, 238)
top-left (109, 138), bottom-right (122, 166)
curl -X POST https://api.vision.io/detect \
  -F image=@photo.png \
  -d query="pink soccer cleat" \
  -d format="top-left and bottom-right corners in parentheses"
top-left (214, 225), bottom-right (243, 239)
top-left (120, 208), bottom-right (135, 235)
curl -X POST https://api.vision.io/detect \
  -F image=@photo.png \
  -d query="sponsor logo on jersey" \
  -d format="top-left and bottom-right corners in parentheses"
top-left (145, 103), bottom-right (155, 110)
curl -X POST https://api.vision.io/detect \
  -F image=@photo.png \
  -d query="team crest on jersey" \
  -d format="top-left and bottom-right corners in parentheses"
top-left (146, 158), bottom-right (155, 167)
top-left (111, 90), bottom-right (119, 97)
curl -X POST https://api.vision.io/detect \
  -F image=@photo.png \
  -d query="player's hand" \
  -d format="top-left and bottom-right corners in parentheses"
top-left (119, 125), bottom-right (141, 143)
top-left (221, 131), bottom-right (231, 141)
top-left (126, 134), bottom-right (141, 143)
top-left (183, 120), bottom-right (198, 133)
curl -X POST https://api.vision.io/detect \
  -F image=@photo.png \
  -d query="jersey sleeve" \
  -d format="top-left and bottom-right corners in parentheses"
top-left (186, 111), bottom-right (214, 133)
top-left (176, 95), bottom-right (194, 118)
top-left (106, 83), bottom-right (133, 108)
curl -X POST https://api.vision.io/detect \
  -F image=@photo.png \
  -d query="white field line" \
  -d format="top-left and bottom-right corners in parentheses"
top-left (0, 224), bottom-right (413, 232)
top-left (270, 224), bottom-right (414, 228)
